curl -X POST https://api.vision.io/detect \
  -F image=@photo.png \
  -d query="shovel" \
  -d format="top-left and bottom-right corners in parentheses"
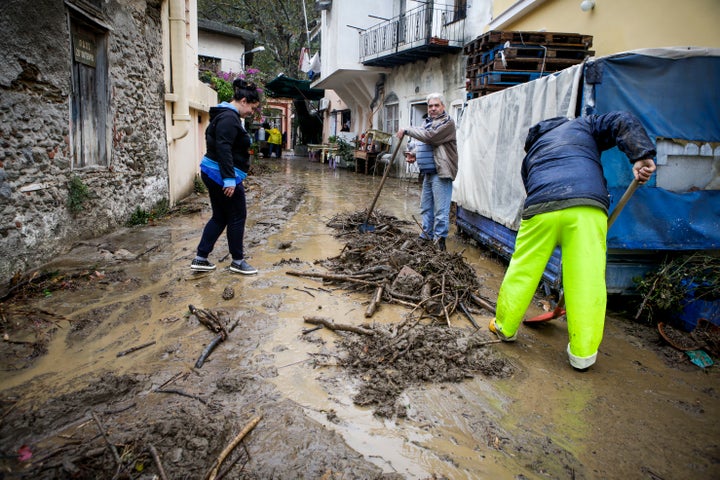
top-left (359, 134), bottom-right (406, 233)
top-left (524, 178), bottom-right (640, 323)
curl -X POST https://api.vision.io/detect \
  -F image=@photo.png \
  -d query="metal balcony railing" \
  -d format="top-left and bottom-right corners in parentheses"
top-left (359, 4), bottom-right (465, 67)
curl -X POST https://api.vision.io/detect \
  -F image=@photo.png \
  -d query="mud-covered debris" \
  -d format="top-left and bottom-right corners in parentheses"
top-left (326, 210), bottom-right (412, 236)
top-left (310, 211), bottom-right (495, 320)
top-left (222, 286), bottom-right (235, 300)
top-left (333, 321), bottom-right (514, 418)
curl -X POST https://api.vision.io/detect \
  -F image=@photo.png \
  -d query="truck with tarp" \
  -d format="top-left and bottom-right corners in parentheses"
top-left (453, 47), bottom-right (720, 327)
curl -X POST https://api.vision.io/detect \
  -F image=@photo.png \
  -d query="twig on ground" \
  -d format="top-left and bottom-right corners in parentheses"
top-left (116, 340), bottom-right (156, 357)
top-left (155, 388), bottom-right (208, 405)
top-left (91, 411), bottom-right (122, 467)
top-left (148, 444), bottom-right (169, 480)
top-left (205, 415), bottom-right (262, 480)
top-left (303, 316), bottom-right (375, 336)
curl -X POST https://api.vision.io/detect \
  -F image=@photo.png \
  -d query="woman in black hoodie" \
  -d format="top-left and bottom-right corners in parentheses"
top-left (190, 79), bottom-right (261, 275)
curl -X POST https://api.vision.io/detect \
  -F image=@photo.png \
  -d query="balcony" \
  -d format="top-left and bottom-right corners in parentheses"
top-left (359, 5), bottom-right (465, 68)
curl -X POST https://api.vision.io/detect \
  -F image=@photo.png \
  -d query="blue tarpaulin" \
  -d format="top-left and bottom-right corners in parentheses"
top-left (584, 50), bottom-right (720, 250)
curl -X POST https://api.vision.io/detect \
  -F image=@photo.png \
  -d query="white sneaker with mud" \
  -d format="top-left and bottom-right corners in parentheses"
top-left (229, 259), bottom-right (257, 275)
top-left (190, 259), bottom-right (216, 271)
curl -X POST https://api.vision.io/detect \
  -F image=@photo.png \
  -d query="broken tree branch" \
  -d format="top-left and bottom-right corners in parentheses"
top-left (469, 293), bottom-right (496, 314)
top-left (116, 340), bottom-right (156, 357)
top-left (195, 333), bottom-right (225, 368)
top-left (205, 415), bottom-right (262, 480)
top-left (303, 316), bottom-right (375, 336)
top-left (286, 270), bottom-right (379, 287)
top-left (148, 444), bottom-right (169, 480)
top-left (365, 284), bottom-right (384, 318)
top-left (458, 302), bottom-right (479, 329)
top-left (155, 388), bottom-right (207, 405)
top-left (91, 411), bottom-right (122, 467)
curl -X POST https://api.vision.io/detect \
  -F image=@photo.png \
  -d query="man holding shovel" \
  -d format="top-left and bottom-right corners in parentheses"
top-left (489, 111), bottom-right (656, 371)
top-left (398, 92), bottom-right (458, 251)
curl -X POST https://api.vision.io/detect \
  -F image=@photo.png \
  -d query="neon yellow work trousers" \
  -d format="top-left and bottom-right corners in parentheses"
top-left (495, 206), bottom-right (608, 363)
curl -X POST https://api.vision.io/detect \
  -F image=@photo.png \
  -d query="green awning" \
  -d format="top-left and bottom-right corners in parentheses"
top-left (265, 74), bottom-right (324, 101)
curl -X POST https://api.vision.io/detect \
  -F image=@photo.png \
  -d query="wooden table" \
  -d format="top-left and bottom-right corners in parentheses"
top-left (354, 149), bottom-right (380, 174)
top-left (307, 144), bottom-right (338, 164)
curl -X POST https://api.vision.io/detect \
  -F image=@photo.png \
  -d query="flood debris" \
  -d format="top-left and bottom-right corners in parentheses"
top-left (189, 305), bottom-right (239, 368)
top-left (291, 211), bottom-right (511, 417)
top-left (289, 210), bottom-right (496, 325)
top-left (333, 319), bottom-right (513, 418)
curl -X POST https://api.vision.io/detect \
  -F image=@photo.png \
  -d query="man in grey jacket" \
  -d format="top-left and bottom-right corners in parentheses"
top-left (398, 92), bottom-right (458, 251)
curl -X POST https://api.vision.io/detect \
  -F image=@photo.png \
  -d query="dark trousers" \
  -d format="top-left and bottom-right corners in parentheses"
top-left (268, 143), bottom-right (281, 158)
top-left (196, 172), bottom-right (246, 261)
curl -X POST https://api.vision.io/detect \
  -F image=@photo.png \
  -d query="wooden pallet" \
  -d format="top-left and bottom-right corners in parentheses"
top-left (470, 70), bottom-right (551, 88)
top-left (464, 30), bottom-right (593, 54)
top-left (473, 56), bottom-right (586, 74)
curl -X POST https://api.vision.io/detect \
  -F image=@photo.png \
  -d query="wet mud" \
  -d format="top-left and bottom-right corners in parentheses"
top-left (1, 158), bottom-right (718, 479)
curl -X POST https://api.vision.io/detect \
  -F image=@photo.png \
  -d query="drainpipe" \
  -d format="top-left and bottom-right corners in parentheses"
top-left (168, 0), bottom-right (191, 140)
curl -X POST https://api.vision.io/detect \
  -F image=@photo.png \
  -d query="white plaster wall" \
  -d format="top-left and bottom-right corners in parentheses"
top-left (321, 0), bottom-right (392, 74)
top-left (198, 31), bottom-right (244, 74)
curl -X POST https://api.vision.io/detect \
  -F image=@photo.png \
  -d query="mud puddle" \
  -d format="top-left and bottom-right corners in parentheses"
top-left (1, 157), bottom-right (718, 479)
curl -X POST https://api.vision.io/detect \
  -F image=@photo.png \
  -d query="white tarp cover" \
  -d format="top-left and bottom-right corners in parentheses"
top-left (453, 64), bottom-right (583, 230)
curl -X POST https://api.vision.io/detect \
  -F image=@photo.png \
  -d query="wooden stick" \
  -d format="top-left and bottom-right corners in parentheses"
top-left (195, 333), bottom-right (225, 368)
top-left (91, 411), bottom-right (122, 467)
top-left (286, 270), bottom-right (379, 287)
top-left (116, 340), bottom-right (156, 357)
top-left (205, 415), bottom-right (262, 480)
top-left (148, 444), bottom-right (169, 480)
top-left (155, 388), bottom-right (207, 404)
top-left (469, 293), bottom-right (496, 314)
top-left (458, 302), bottom-right (480, 329)
top-left (365, 285), bottom-right (384, 318)
top-left (303, 316), bottom-right (375, 336)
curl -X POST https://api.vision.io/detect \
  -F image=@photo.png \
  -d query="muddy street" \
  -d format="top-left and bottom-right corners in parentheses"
top-left (1, 157), bottom-right (718, 479)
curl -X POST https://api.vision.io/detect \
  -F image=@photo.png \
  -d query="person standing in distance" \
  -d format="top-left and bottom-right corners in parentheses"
top-left (489, 111), bottom-right (656, 371)
top-left (397, 92), bottom-right (458, 251)
top-left (267, 123), bottom-right (282, 158)
top-left (190, 79), bottom-right (261, 275)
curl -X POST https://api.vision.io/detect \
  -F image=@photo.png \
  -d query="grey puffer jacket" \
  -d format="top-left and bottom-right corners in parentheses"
top-left (521, 111), bottom-right (656, 211)
top-left (404, 112), bottom-right (458, 180)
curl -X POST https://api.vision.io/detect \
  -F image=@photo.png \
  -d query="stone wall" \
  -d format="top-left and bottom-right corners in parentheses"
top-left (0, 0), bottom-right (168, 287)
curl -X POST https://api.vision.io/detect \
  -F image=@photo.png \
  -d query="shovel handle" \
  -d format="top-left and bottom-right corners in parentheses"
top-left (364, 133), bottom-right (405, 225)
top-left (607, 178), bottom-right (639, 228)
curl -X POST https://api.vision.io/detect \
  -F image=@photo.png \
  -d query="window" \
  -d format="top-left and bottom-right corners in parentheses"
top-left (384, 93), bottom-right (399, 133)
top-left (452, 0), bottom-right (468, 22)
top-left (384, 104), bottom-right (399, 133)
top-left (199, 55), bottom-right (221, 74)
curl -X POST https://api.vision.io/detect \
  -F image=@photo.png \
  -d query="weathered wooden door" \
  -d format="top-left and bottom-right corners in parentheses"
top-left (70, 20), bottom-right (108, 168)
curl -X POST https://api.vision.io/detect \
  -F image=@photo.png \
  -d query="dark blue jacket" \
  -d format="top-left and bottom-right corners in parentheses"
top-left (521, 111), bottom-right (656, 211)
top-left (205, 103), bottom-right (251, 183)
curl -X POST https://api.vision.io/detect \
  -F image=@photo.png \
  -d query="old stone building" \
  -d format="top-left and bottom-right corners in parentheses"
top-left (0, 0), bottom-right (215, 287)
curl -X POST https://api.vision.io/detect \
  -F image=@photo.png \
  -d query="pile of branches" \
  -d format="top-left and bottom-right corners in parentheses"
top-left (325, 210), bottom-right (412, 237)
top-left (634, 253), bottom-right (720, 323)
top-left (288, 210), bottom-right (495, 324)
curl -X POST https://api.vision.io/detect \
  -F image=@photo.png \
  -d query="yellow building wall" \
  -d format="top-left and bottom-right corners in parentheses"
top-left (491, 0), bottom-right (720, 57)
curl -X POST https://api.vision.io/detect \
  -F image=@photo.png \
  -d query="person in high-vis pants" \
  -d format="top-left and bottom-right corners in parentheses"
top-left (489, 111), bottom-right (656, 371)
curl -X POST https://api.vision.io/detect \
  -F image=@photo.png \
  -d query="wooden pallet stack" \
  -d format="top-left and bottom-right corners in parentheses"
top-left (464, 31), bottom-right (594, 98)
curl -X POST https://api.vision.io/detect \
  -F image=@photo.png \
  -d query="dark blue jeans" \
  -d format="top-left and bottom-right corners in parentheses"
top-left (196, 172), bottom-right (246, 261)
top-left (268, 143), bottom-right (281, 158)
